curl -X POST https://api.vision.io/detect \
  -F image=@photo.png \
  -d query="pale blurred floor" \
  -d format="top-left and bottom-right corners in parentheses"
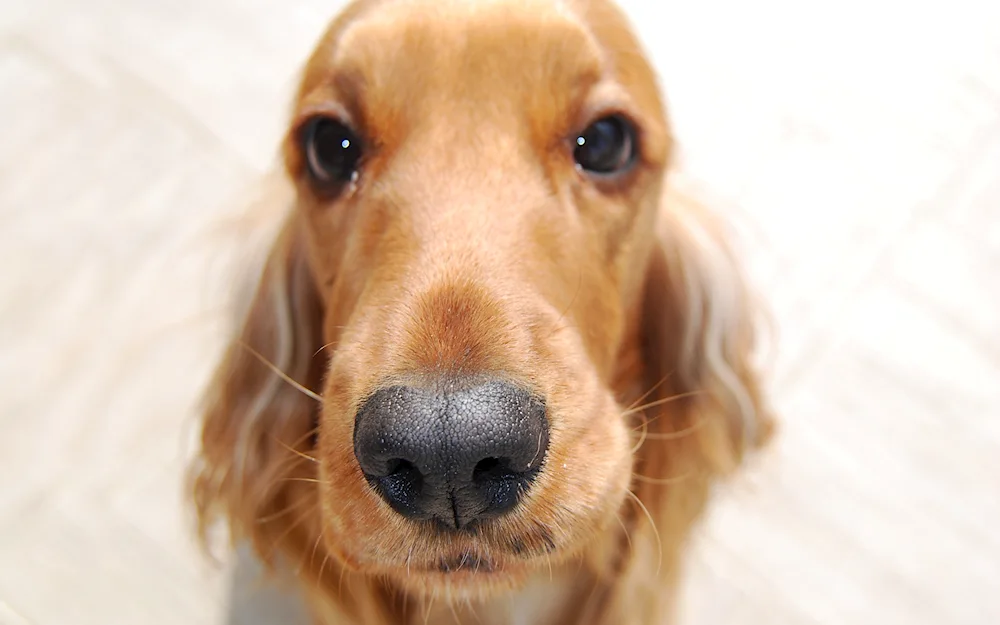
top-left (1, 1), bottom-right (998, 624)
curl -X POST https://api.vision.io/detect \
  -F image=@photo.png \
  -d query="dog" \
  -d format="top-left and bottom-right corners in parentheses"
top-left (189, 0), bottom-right (775, 623)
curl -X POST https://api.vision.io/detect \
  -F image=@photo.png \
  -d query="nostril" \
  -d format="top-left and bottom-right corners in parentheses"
top-left (472, 456), bottom-right (533, 519)
top-left (384, 458), bottom-right (415, 477)
top-left (472, 457), bottom-right (516, 484)
top-left (371, 459), bottom-right (425, 517)
top-left (382, 458), bottom-right (422, 487)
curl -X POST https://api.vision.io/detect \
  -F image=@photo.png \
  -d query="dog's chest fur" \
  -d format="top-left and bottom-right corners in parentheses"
top-left (309, 569), bottom-right (585, 625)
top-left (423, 571), bottom-right (578, 625)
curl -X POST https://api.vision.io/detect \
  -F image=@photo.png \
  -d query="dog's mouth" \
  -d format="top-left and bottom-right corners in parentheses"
top-left (405, 537), bottom-right (553, 575)
top-left (369, 524), bottom-right (561, 591)
top-left (391, 549), bottom-right (534, 597)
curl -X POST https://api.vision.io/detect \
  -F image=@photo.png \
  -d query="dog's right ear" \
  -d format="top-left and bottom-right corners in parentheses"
top-left (189, 209), bottom-right (325, 562)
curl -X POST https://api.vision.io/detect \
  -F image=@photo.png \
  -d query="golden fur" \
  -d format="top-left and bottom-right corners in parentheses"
top-left (189, 0), bottom-right (775, 623)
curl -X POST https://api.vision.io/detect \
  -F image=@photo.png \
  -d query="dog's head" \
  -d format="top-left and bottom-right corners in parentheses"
top-left (192, 0), bottom-right (773, 607)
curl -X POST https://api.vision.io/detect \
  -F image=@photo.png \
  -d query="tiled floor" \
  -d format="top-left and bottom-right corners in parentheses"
top-left (1, 1), bottom-right (997, 624)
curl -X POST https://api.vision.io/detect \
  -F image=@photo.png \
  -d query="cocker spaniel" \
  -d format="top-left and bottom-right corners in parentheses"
top-left (190, 0), bottom-right (775, 623)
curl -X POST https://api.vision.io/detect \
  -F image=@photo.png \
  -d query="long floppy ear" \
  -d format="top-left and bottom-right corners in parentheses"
top-left (635, 184), bottom-right (776, 494)
top-left (189, 208), bottom-right (326, 564)
top-left (599, 187), bottom-right (778, 623)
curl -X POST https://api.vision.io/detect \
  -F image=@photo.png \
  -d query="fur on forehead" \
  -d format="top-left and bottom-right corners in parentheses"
top-left (293, 0), bottom-right (669, 159)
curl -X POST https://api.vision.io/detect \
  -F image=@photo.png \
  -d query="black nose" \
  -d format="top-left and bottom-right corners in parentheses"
top-left (353, 379), bottom-right (549, 530)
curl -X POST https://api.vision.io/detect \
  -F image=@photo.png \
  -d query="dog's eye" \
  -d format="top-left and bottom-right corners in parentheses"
top-left (303, 117), bottom-right (363, 185)
top-left (573, 115), bottom-right (637, 175)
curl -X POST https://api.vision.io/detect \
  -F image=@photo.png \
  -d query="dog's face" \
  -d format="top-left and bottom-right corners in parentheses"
top-left (280, 0), bottom-right (672, 597)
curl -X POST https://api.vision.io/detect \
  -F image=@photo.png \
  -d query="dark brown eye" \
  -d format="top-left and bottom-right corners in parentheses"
top-left (302, 117), bottom-right (363, 185)
top-left (573, 115), bottom-right (637, 175)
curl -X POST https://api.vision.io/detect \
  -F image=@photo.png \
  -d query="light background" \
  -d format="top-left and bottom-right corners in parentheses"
top-left (1, 0), bottom-right (998, 623)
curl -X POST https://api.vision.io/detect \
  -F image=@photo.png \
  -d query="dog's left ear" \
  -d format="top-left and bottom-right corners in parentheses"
top-left (637, 186), bottom-right (776, 479)
top-left (601, 187), bottom-right (777, 617)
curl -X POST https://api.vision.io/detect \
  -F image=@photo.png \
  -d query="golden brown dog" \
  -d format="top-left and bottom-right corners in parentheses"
top-left (190, 0), bottom-right (775, 623)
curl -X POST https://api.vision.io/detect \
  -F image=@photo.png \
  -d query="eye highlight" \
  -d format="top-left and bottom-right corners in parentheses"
top-left (573, 115), bottom-right (637, 176)
top-left (302, 117), bottom-right (364, 186)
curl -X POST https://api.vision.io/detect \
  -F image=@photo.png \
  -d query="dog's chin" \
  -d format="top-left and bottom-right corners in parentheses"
top-left (384, 556), bottom-right (535, 601)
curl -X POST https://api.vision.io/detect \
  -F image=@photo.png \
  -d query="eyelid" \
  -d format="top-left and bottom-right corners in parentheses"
top-left (572, 82), bottom-right (636, 133)
top-left (295, 102), bottom-right (355, 136)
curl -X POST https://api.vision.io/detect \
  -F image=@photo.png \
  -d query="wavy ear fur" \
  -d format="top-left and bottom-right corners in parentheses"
top-left (189, 211), bottom-right (326, 564)
top-left (613, 186), bottom-right (776, 620)
top-left (640, 187), bottom-right (775, 473)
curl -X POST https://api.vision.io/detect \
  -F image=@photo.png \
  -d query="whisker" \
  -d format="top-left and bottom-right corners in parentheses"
top-left (423, 588), bottom-right (437, 625)
top-left (271, 434), bottom-right (319, 464)
top-left (279, 477), bottom-right (328, 485)
top-left (306, 528), bottom-right (326, 573)
top-left (632, 416), bottom-right (708, 440)
top-left (621, 390), bottom-right (703, 419)
top-left (632, 471), bottom-right (695, 485)
top-left (256, 495), bottom-right (318, 524)
top-left (238, 340), bottom-right (323, 403)
top-left (614, 513), bottom-right (633, 553)
top-left (623, 371), bottom-right (675, 413)
top-left (629, 395), bottom-right (699, 455)
top-left (528, 428), bottom-right (545, 469)
top-left (253, 436), bottom-right (322, 505)
top-left (625, 489), bottom-right (662, 578)
top-left (631, 417), bottom-right (648, 454)
top-left (448, 597), bottom-right (462, 625)
top-left (289, 424), bottom-right (321, 448)
top-left (318, 544), bottom-right (334, 589)
top-left (268, 441), bottom-right (320, 480)
top-left (464, 597), bottom-right (483, 625)
top-left (312, 339), bottom-right (339, 358)
top-left (265, 426), bottom-right (322, 482)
